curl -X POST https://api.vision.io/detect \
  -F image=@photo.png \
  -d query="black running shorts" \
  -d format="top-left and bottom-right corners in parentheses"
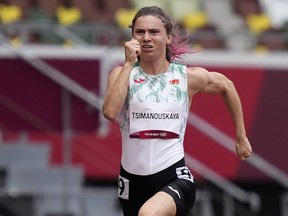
top-left (118, 158), bottom-right (196, 216)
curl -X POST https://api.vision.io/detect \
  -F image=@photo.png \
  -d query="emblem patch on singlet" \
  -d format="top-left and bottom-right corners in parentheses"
top-left (118, 176), bottom-right (129, 200)
top-left (176, 166), bottom-right (194, 183)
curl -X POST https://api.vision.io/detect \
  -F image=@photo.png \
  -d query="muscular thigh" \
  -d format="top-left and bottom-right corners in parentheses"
top-left (161, 179), bottom-right (196, 216)
top-left (139, 177), bottom-right (196, 216)
top-left (138, 192), bottom-right (176, 216)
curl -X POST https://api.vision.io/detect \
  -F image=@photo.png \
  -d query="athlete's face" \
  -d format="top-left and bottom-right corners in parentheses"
top-left (132, 15), bottom-right (171, 61)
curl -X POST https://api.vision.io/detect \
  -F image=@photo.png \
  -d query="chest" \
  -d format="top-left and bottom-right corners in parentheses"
top-left (129, 70), bottom-right (187, 103)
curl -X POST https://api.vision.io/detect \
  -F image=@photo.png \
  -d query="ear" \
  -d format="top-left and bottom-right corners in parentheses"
top-left (167, 35), bottom-right (172, 45)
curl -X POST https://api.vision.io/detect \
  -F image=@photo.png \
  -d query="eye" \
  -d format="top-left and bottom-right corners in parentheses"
top-left (135, 29), bottom-right (145, 35)
top-left (150, 29), bottom-right (159, 35)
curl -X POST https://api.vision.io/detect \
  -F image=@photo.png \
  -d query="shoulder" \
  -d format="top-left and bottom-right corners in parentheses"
top-left (187, 66), bottom-right (209, 75)
top-left (111, 62), bottom-right (139, 73)
top-left (186, 66), bottom-right (211, 83)
top-left (187, 66), bottom-right (234, 94)
top-left (107, 66), bottom-right (122, 80)
top-left (111, 65), bottom-right (123, 74)
top-left (108, 63), bottom-right (139, 84)
top-left (186, 66), bottom-right (227, 81)
top-left (109, 64), bottom-right (133, 78)
top-left (186, 66), bottom-right (214, 93)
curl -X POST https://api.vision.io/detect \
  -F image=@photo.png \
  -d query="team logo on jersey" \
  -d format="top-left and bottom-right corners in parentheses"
top-left (134, 77), bottom-right (146, 83)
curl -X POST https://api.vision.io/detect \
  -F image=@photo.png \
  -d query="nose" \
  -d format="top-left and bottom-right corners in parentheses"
top-left (143, 31), bottom-right (151, 41)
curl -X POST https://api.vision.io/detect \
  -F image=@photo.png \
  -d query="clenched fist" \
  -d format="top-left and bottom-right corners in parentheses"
top-left (235, 136), bottom-right (252, 160)
top-left (124, 38), bottom-right (141, 64)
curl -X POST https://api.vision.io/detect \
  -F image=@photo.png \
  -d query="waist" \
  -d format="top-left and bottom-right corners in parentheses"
top-left (120, 136), bottom-right (185, 175)
top-left (120, 157), bottom-right (185, 179)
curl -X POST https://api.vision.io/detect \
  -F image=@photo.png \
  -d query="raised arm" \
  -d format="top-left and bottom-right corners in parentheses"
top-left (187, 67), bottom-right (252, 160)
top-left (102, 38), bottom-right (141, 121)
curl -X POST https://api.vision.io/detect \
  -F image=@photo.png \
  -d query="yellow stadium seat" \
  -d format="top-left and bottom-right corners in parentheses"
top-left (115, 8), bottom-right (138, 29)
top-left (56, 6), bottom-right (82, 26)
top-left (247, 13), bottom-right (271, 34)
top-left (183, 11), bottom-right (208, 31)
top-left (0, 5), bottom-right (22, 24)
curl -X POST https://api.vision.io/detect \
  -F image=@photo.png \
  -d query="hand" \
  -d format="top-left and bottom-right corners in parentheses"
top-left (124, 38), bottom-right (141, 65)
top-left (235, 136), bottom-right (252, 160)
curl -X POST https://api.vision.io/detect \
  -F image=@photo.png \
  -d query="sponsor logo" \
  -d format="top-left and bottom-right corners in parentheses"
top-left (134, 77), bottom-right (146, 83)
top-left (168, 186), bottom-right (181, 199)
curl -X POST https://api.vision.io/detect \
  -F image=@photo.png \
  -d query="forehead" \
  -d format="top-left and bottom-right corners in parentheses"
top-left (134, 15), bottom-right (165, 29)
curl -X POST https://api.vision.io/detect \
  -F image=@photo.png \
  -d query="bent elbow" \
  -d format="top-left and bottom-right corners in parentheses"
top-left (221, 78), bottom-right (235, 94)
top-left (226, 79), bottom-right (236, 93)
top-left (102, 107), bottom-right (118, 122)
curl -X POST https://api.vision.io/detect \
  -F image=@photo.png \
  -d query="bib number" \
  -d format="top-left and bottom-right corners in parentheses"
top-left (176, 166), bottom-right (194, 183)
top-left (118, 176), bottom-right (129, 200)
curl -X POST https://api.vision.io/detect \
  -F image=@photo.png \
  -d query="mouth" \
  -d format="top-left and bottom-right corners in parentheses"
top-left (142, 45), bottom-right (153, 51)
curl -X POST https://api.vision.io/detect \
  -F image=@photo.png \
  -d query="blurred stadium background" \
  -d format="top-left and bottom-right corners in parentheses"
top-left (0, 0), bottom-right (288, 215)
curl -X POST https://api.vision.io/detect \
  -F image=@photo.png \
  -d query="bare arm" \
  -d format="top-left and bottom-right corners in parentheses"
top-left (187, 67), bottom-right (252, 160)
top-left (102, 38), bottom-right (141, 121)
top-left (102, 64), bottom-right (132, 121)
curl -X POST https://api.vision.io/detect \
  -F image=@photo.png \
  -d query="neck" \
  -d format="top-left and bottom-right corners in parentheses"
top-left (139, 59), bottom-right (170, 75)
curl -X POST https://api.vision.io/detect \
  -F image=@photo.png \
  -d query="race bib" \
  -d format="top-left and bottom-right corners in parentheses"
top-left (129, 102), bottom-right (183, 139)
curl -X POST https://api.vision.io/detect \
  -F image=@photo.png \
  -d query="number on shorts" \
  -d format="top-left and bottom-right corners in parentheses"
top-left (118, 176), bottom-right (129, 200)
top-left (176, 166), bottom-right (194, 183)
